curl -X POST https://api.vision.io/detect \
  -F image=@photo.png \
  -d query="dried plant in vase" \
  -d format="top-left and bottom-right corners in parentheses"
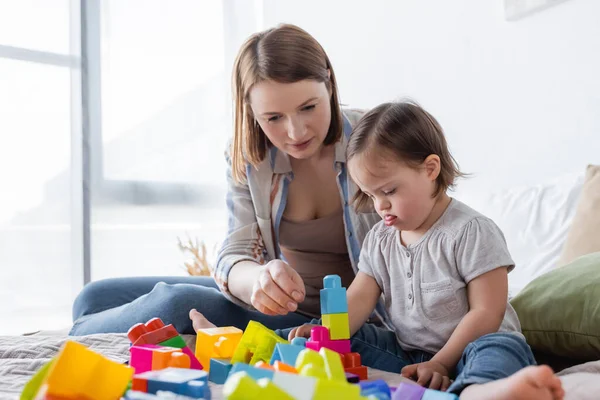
top-left (177, 235), bottom-right (214, 276)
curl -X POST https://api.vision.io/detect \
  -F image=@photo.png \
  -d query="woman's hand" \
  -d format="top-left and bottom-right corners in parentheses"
top-left (251, 260), bottom-right (306, 315)
top-left (287, 323), bottom-right (319, 341)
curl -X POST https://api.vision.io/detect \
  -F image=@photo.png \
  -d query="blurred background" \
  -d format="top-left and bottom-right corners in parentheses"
top-left (1, 0), bottom-right (599, 334)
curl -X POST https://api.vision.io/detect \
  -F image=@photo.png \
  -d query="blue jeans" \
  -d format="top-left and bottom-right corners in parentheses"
top-left (279, 324), bottom-right (535, 395)
top-left (69, 276), bottom-right (312, 336)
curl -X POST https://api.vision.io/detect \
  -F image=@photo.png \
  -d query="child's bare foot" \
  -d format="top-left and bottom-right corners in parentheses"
top-left (460, 365), bottom-right (564, 400)
top-left (189, 309), bottom-right (216, 331)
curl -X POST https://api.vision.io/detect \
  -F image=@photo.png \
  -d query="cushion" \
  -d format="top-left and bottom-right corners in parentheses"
top-left (511, 252), bottom-right (600, 361)
top-left (455, 171), bottom-right (585, 295)
top-left (556, 165), bottom-right (600, 267)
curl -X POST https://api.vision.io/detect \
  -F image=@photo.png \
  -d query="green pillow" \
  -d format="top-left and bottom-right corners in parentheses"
top-left (511, 252), bottom-right (600, 361)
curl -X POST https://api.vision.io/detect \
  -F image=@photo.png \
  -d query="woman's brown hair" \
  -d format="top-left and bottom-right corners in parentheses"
top-left (231, 24), bottom-right (343, 183)
top-left (347, 101), bottom-right (467, 211)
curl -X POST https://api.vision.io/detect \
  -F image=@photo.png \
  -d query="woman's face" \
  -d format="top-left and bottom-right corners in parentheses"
top-left (249, 79), bottom-right (332, 160)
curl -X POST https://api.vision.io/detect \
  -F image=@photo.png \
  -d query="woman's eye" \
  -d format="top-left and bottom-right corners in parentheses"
top-left (302, 104), bottom-right (316, 111)
top-left (383, 189), bottom-right (396, 196)
top-left (268, 115), bottom-right (281, 122)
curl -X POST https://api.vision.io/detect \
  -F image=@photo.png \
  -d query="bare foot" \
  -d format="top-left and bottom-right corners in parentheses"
top-left (460, 365), bottom-right (564, 400)
top-left (189, 309), bottom-right (217, 331)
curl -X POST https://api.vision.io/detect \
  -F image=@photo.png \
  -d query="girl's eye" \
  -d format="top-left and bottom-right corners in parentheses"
top-left (268, 115), bottom-right (281, 122)
top-left (302, 104), bottom-right (316, 111)
top-left (383, 188), bottom-right (396, 196)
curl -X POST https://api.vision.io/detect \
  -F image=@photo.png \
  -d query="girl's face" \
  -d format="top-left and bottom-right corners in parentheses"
top-left (348, 151), bottom-right (440, 232)
top-left (249, 79), bottom-right (332, 160)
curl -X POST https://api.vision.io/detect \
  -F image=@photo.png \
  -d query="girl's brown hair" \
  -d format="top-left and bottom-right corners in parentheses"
top-left (231, 24), bottom-right (343, 183)
top-left (347, 101), bottom-right (466, 211)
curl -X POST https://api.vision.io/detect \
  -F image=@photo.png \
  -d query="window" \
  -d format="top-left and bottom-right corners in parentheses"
top-left (0, 0), bottom-right (78, 334)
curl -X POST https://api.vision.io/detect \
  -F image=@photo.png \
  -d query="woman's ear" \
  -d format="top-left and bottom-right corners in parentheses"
top-left (423, 154), bottom-right (441, 181)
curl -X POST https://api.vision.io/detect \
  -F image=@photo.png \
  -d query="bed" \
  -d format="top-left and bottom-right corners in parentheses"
top-left (1, 169), bottom-right (599, 399)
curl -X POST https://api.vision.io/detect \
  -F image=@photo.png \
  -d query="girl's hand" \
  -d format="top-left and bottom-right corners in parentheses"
top-left (401, 360), bottom-right (452, 391)
top-left (287, 323), bottom-right (320, 341)
top-left (251, 260), bottom-right (306, 315)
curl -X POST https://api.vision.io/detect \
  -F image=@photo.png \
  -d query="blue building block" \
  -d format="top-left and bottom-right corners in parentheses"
top-left (320, 275), bottom-right (348, 315)
top-left (208, 358), bottom-right (232, 384)
top-left (291, 337), bottom-right (307, 347)
top-left (228, 362), bottom-right (275, 381)
top-left (137, 368), bottom-right (210, 399)
top-left (269, 343), bottom-right (305, 366)
top-left (422, 389), bottom-right (459, 400)
top-left (360, 379), bottom-right (391, 400)
top-left (392, 382), bottom-right (426, 400)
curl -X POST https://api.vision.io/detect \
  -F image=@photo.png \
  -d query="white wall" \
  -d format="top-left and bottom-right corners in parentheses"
top-left (262, 0), bottom-right (600, 194)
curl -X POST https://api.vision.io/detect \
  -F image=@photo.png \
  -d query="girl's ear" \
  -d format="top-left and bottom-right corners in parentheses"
top-left (423, 154), bottom-right (441, 181)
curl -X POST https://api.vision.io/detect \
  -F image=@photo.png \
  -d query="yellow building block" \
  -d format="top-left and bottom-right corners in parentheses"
top-left (322, 313), bottom-right (350, 340)
top-left (195, 326), bottom-right (243, 371)
top-left (223, 371), bottom-right (261, 400)
top-left (319, 347), bottom-right (346, 382)
top-left (231, 321), bottom-right (288, 365)
top-left (44, 341), bottom-right (133, 400)
top-left (256, 377), bottom-right (294, 400)
top-left (294, 348), bottom-right (324, 372)
top-left (299, 364), bottom-right (328, 379)
top-left (312, 378), bottom-right (362, 400)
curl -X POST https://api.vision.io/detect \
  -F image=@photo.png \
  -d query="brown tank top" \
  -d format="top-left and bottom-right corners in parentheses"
top-left (279, 209), bottom-right (355, 317)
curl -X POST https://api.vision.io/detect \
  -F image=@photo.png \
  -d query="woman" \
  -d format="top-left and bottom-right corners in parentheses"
top-left (69, 24), bottom-right (382, 336)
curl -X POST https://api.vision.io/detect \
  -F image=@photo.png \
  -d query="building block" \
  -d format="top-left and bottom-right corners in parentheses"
top-left (320, 274), bottom-right (348, 315)
top-left (312, 378), bottom-right (362, 400)
top-left (273, 361), bottom-right (297, 374)
top-left (230, 321), bottom-right (288, 365)
top-left (128, 318), bottom-right (203, 370)
top-left (255, 377), bottom-right (295, 400)
top-left (341, 352), bottom-right (368, 381)
top-left (345, 372), bottom-right (360, 383)
top-left (223, 371), bottom-right (262, 400)
top-left (392, 382), bottom-right (426, 400)
top-left (132, 368), bottom-right (210, 399)
top-left (360, 380), bottom-right (392, 399)
top-left (422, 389), bottom-right (459, 400)
top-left (269, 343), bottom-right (305, 366)
top-left (319, 347), bottom-right (346, 382)
top-left (271, 371), bottom-right (317, 400)
top-left (195, 326), bottom-right (243, 372)
top-left (41, 341), bottom-right (133, 400)
top-left (295, 348), bottom-right (327, 379)
top-left (130, 344), bottom-right (191, 374)
top-left (128, 318), bottom-right (179, 346)
top-left (321, 313), bottom-right (350, 340)
top-left (123, 391), bottom-right (200, 399)
top-left (159, 335), bottom-right (188, 349)
top-left (291, 337), bottom-right (307, 347)
top-left (228, 362), bottom-right (275, 381)
top-left (223, 371), bottom-right (293, 400)
top-left (254, 361), bottom-right (275, 370)
top-left (306, 326), bottom-right (351, 354)
top-left (208, 358), bottom-right (233, 384)
top-left (20, 359), bottom-right (54, 400)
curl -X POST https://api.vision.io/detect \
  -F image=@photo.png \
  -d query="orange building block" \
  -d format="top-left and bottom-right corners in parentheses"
top-left (43, 341), bottom-right (133, 399)
top-left (273, 361), bottom-right (298, 374)
top-left (195, 326), bottom-right (243, 372)
top-left (254, 361), bottom-right (275, 370)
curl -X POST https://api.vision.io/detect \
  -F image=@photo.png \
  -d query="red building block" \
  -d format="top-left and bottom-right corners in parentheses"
top-left (128, 318), bottom-right (179, 347)
top-left (341, 352), bottom-right (368, 381)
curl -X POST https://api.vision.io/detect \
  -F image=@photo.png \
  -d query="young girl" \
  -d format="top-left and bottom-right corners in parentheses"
top-left (289, 102), bottom-right (564, 400)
